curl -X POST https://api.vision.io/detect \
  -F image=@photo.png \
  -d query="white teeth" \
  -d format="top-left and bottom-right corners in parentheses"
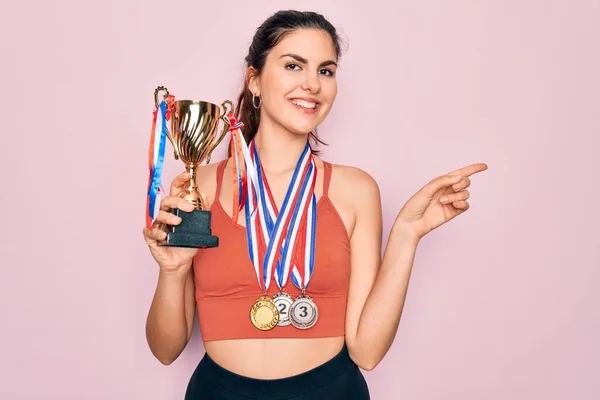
top-left (291, 99), bottom-right (317, 109)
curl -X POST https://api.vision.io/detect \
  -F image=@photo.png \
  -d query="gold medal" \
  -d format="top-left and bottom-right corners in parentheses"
top-left (250, 295), bottom-right (279, 330)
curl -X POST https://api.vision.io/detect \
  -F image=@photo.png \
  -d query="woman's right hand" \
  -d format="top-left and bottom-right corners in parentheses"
top-left (142, 171), bottom-right (209, 276)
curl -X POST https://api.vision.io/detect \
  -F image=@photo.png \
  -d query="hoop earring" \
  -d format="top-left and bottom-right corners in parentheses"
top-left (252, 94), bottom-right (262, 109)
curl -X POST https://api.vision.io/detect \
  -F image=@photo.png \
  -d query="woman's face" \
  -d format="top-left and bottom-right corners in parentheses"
top-left (249, 28), bottom-right (339, 136)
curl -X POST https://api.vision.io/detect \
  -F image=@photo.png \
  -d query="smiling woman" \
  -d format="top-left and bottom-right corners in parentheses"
top-left (232, 12), bottom-right (342, 154)
top-left (142, 8), bottom-right (487, 400)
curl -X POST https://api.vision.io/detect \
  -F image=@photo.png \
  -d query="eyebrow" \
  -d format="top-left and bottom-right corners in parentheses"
top-left (279, 53), bottom-right (338, 68)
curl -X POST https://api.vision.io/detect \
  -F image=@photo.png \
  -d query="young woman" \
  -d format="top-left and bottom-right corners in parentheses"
top-left (142, 10), bottom-right (487, 400)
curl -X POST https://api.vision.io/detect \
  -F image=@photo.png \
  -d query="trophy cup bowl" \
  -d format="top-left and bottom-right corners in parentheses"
top-left (154, 86), bottom-right (232, 248)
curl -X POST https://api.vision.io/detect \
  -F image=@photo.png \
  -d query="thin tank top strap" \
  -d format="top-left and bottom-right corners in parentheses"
top-left (214, 159), bottom-right (228, 200)
top-left (322, 161), bottom-right (332, 196)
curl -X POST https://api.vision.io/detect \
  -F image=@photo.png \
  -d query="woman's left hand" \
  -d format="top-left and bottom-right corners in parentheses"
top-left (395, 163), bottom-right (488, 240)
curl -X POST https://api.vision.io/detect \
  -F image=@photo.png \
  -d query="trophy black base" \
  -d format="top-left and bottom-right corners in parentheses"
top-left (163, 208), bottom-right (219, 248)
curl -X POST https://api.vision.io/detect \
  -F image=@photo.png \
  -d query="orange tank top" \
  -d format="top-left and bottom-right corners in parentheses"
top-left (192, 159), bottom-right (351, 341)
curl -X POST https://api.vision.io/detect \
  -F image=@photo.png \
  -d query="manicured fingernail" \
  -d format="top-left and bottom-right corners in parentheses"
top-left (451, 175), bottom-right (462, 182)
top-left (440, 196), bottom-right (448, 203)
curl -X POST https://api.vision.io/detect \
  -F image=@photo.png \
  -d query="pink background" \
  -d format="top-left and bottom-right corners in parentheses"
top-left (2, 0), bottom-right (599, 399)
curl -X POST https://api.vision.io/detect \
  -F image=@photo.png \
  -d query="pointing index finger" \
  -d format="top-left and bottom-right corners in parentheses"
top-left (449, 163), bottom-right (488, 178)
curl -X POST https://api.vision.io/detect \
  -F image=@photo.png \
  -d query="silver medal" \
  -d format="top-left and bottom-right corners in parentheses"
top-left (289, 295), bottom-right (318, 329)
top-left (273, 292), bottom-right (294, 326)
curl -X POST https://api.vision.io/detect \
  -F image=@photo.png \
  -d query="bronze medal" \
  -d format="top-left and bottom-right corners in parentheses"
top-left (289, 294), bottom-right (318, 329)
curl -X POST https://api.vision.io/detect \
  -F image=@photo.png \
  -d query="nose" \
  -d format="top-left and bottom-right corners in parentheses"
top-left (301, 72), bottom-right (321, 94)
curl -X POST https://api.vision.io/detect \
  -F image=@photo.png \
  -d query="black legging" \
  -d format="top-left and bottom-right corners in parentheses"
top-left (184, 344), bottom-right (371, 399)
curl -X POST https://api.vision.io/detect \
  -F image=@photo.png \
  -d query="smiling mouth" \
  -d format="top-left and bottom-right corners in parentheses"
top-left (290, 99), bottom-right (318, 110)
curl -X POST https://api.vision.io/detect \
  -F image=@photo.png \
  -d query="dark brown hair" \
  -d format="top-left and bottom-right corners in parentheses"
top-left (231, 10), bottom-right (343, 156)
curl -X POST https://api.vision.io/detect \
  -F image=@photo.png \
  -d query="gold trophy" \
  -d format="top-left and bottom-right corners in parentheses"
top-left (154, 86), bottom-right (231, 248)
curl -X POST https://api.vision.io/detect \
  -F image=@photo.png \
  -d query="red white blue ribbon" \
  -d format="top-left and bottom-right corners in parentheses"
top-left (230, 122), bottom-right (317, 294)
top-left (146, 95), bottom-right (173, 228)
top-left (290, 192), bottom-right (317, 291)
top-left (253, 142), bottom-right (316, 293)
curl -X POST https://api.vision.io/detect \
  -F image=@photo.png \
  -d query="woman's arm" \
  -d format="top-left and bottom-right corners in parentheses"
top-left (144, 162), bottom-right (219, 365)
top-left (344, 162), bottom-right (486, 370)
top-left (145, 267), bottom-right (196, 365)
top-left (343, 169), bottom-right (418, 371)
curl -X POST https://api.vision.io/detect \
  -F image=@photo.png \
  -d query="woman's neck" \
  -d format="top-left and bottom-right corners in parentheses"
top-left (253, 118), bottom-right (310, 174)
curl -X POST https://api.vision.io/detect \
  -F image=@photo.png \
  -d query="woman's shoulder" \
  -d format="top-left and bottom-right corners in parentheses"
top-left (325, 160), bottom-right (379, 193)
top-left (322, 160), bottom-right (381, 211)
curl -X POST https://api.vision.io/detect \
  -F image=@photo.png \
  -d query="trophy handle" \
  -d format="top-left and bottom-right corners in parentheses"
top-left (154, 86), bottom-right (169, 107)
top-left (166, 127), bottom-right (180, 160)
top-left (205, 100), bottom-right (233, 164)
top-left (153, 86), bottom-right (179, 160)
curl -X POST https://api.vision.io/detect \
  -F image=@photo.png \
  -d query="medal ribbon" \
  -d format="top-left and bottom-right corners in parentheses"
top-left (228, 119), bottom-right (317, 294)
top-left (290, 192), bottom-right (317, 292)
top-left (225, 112), bottom-right (247, 224)
top-left (226, 115), bottom-right (274, 292)
top-left (146, 94), bottom-right (174, 228)
top-left (253, 143), bottom-right (317, 292)
top-left (252, 142), bottom-right (316, 293)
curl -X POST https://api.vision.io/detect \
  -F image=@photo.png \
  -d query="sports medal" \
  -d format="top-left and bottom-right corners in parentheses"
top-left (227, 112), bottom-right (318, 331)
top-left (270, 149), bottom-right (317, 326)
top-left (257, 142), bottom-right (318, 328)
top-left (227, 115), bottom-right (278, 330)
top-left (250, 295), bottom-right (279, 330)
top-left (272, 292), bottom-right (294, 326)
top-left (290, 293), bottom-right (319, 329)
top-left (289, 186), bottom-right (319, 329)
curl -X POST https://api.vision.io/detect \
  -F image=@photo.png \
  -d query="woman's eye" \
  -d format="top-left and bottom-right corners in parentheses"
top-left (285, 63), bottom-right (335, 77)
